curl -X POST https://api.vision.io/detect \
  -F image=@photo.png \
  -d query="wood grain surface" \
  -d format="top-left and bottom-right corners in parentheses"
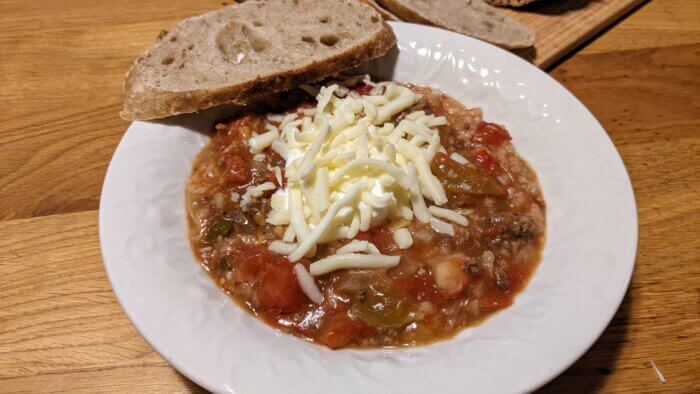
top-left (0, 0), bottom-right (698, 392)
top-left (501, 0), bottom-right (644, 67)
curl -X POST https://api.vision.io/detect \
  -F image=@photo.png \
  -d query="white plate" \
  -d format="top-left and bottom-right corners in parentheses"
top-left (100, 22), bottom-right (637, 394)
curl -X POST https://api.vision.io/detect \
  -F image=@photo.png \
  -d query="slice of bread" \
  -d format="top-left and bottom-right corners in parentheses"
top-left (376, 0), bottom-right (534, 49)
top-left (121, 0), bottom-right (395, 121)
top-left (359, 0), bottom-right (399, 20)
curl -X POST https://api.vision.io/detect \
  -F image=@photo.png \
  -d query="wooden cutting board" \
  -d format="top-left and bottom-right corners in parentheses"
top-left (498, 0), bottom-right (646, 68)
top-left (378, 0), bottom-right (645, 68)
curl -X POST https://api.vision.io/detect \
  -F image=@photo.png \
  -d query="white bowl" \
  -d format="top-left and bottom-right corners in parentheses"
top-left (100, 22), bottom-right (637, 394)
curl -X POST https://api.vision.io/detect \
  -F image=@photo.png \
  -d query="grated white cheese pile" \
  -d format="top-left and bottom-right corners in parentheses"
top-left (245, 77), bottom-right (469, 300)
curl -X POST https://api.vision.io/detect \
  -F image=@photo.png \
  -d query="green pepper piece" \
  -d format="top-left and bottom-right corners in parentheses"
top-left (203, 217), bottom-right (233, 245)
top-left (432, 154), bottom-right (506, 197)
top-left (350, 280), bottom-right (412, 328)
top-left (219, 257), bottom-right (232, 272)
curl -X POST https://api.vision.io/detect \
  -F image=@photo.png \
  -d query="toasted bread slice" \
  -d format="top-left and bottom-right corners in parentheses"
top-left (376, 0), bottom-right (534, 49)
top-left (121, 0), bottom-right (395, 121)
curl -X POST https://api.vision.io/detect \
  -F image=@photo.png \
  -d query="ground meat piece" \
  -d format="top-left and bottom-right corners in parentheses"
top-left (494, 266), bottom-right (510, 291)
top-left (504, 215), bottom-right (535, 240)
top-left (488, 212), bottom-right (536, 242)
top-left (438, 234), bottom-right (453, 248)
top-left (357, 290), bottom-right (367, 302)
top-left (451, 226), bottom-right (472, 249)
top-left (467, 263), bottom-right (483, 277)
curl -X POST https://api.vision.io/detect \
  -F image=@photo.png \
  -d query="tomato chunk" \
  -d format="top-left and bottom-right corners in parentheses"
top-left (227, 114), bottom-right (265, 142)
top-left (353, 83), bottom-right (374, 96)
top-left (473, 148), bottom-right (502, 175)
top-left (479, 292), bottom-right (513, 310)
top-left (474, 122), bottom-right (511, 146)
top-left (257, 262), bottom-right (309, 313)
top-left (225, 155), bottom-right (251, 185)
top-left (318, 313), bottom-right (369, 349)
top-left (232, 250), bottom-right (265, 282)
top-left (395, 273), bottom-right (441, 303)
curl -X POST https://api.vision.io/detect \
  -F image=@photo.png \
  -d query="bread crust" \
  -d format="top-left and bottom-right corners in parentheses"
top-left (376, 0), bottom-right (435, 27)
top-left (483, 0), bottom-right (536, 7)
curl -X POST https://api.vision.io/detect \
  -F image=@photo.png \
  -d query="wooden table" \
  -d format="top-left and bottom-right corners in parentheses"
top-left (1, 1), bottom-right (698, 392)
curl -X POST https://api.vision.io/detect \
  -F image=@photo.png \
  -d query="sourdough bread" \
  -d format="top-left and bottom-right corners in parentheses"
top-left (376, 0), bottom-right (534, 49)
top-left (359, 0), bottom-right (399, 20)
top-left (121, 0), bottom-right (395, 120)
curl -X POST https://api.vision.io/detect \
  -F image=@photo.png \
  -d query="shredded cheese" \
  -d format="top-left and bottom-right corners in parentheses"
top-left (288, 188), bottom-right (309, 240)
top-left (428, 206), bottom-right (469, 226)
top-left (272, 166), bottom-right (283, 186)
top-left (294, 264), bottom-right (323, 303)
top-left (282, 225), bottom-right (295, 243)
top-left (248, 126), bottom-right (279, 154)
top-left (329, 158), bottom-right (412, 189)
top-left (392, 228), bottom-right (413, 249)
top-left (430, 217), bottom-right (455, 236)
top-left (309, 253), bottom-right (400, 276)
top-left (253, 76), bottom-right (458, 271)
top-left (268, 240), bottom-right (298, 255)
top-left (240, 182), bottom-right (277, 209)
top-left (450, 152), bottom-right (469, 164)
top-left (336, 240), bottom-right (381, 254)
top-left (271, 140), bottom-right (288, 160)
top-left (407, 163), bottom-right (432, 223)
top-left (288, 182), bottom-right (363, 262)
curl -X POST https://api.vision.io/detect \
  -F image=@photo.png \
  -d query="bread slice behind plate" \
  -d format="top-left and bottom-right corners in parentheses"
top-left (121, 0), bottom-right (395, 121)
top-left (376, 0), bottom-right (534, 49)
top-left (359, 0), bottom-right (400, 20)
